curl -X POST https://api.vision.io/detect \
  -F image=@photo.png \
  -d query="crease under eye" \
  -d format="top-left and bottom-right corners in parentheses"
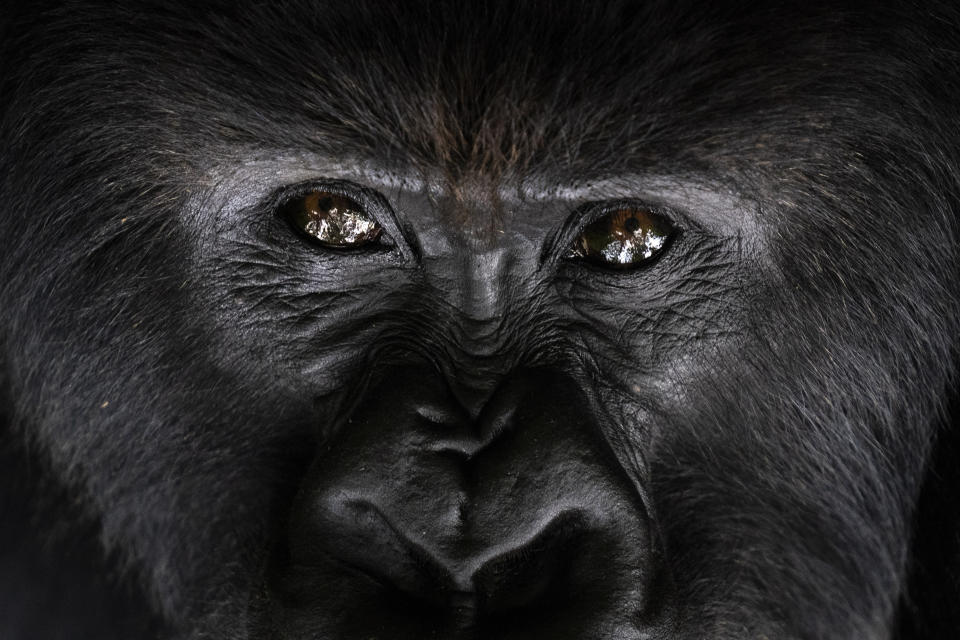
top-left (281, 190), bottom-right (382, 248)
top-left (566, 206), bottom-right (675, 268)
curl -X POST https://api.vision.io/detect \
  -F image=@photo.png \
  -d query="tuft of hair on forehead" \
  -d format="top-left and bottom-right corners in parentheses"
top-left (3, 1), bottom-right (956, 219)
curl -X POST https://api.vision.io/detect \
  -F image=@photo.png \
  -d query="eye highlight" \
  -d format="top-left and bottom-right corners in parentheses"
top-left (566, 205), bottom-right (676, 268)
top-left (280, 190), bottom-right (382, 248)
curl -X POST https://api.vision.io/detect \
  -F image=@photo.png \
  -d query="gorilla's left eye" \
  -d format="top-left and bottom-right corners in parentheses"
top-left (566, 205), bottom-right (676, 268)
top-left (280, 190), bottom-right (382, 248)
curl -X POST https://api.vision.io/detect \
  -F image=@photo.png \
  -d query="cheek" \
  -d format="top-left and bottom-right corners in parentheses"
top-left (553, 237), bottom-right (750, 378)
top-left (188, 240), bottom-right (417, 391)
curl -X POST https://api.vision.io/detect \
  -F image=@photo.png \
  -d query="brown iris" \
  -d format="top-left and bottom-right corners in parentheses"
top-left (281, 191), bottom-right (382, 248)
top-left (567, 206), bottom-right (674, 268)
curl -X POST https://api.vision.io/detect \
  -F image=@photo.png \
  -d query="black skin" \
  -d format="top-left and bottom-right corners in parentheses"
top-left (1, 2), bottom-right (959, 639)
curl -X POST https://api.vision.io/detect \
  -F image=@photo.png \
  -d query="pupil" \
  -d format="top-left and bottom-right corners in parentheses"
top-left (318, 196), bottom-right (333, 210)
top-left (623, 216), bottom-right (641, 233)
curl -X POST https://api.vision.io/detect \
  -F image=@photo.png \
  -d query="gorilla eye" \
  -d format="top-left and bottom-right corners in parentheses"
top-left (566, 205), bottom-right (675, 268)
top-left (281, 190), bottom-right (382, 248)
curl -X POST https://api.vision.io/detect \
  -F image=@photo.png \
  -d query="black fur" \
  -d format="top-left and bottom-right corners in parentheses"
top-left (1, 2), bottom-right (958, 639)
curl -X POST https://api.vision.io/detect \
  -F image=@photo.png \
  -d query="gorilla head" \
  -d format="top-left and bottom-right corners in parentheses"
top-left (1, 2), bottom-right (958, 639)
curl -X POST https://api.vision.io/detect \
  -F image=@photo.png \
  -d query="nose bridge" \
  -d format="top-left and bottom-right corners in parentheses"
top-left (414, 179), bottom-right (546, 417)
top-left (459, 245), bottom-right (510, 323)
top-left (433, 242), bottom-right (531, 418)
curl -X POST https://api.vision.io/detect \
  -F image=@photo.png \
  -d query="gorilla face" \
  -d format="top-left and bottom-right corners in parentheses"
top-left (237, 177), bottom-right (685, 638)
top-left (1, 2), bottom-right (958, 640)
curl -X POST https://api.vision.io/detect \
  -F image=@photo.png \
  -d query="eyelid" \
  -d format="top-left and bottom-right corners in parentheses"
top-left (576, 200), bottom-right (676, 231)
top-left (271, 179), bottom-right (380, 217)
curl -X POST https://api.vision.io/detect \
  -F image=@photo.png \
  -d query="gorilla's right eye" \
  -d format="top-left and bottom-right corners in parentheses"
top-left (280, 190), bottom-right (383, 248)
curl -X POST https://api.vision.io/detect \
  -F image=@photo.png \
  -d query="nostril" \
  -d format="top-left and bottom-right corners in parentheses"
top-left (413, 403), bottom-right (486, 457)
top-left (415, 401), bottom-right (469, 428)
top-left (446, 377), bottom-right (497, 422)
top-left (473, 510), bottom-right (593, 614)
top-left (431, 375), bottom-right (522, 455)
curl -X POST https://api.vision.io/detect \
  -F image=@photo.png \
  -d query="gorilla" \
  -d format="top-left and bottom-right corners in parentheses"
top-left (0, 2), bottom-right (958, 639)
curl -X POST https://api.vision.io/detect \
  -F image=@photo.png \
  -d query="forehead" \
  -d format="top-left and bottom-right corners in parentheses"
top-left (44, 1), bottom-right (855, 182)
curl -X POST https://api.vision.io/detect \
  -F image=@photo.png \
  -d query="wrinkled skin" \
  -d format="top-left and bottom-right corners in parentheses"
top-left (1, 2), bottom-right (959, 639)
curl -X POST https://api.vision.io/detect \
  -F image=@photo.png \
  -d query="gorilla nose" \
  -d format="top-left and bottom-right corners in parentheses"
top-left (275, 364), bottom-right (655, 637)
